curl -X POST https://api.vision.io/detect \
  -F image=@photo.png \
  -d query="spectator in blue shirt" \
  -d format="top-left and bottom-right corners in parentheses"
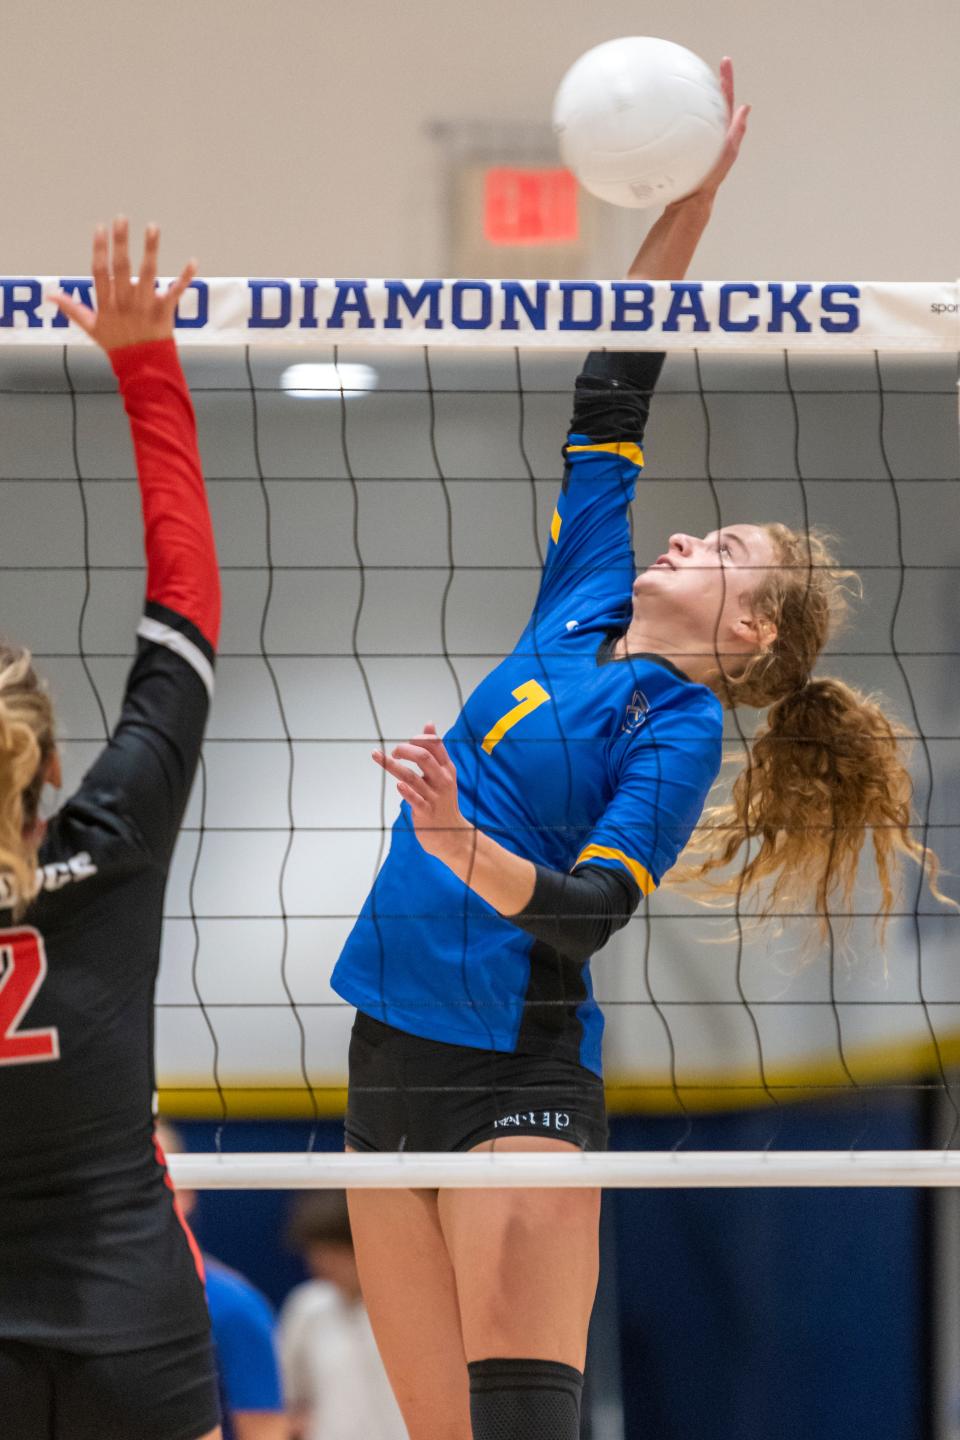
top-left (157, 1121), bottom-right (287, 1440)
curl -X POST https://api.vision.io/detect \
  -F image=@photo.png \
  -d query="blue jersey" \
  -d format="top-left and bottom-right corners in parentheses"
top-left (332, 354), bottom-right (723, 1075)
top-left (205, 1255), bottom-right (283, 1440)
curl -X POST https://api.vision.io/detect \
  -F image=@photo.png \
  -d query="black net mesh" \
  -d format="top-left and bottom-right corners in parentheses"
top-left (1, 340), bottom-right (957, 1143)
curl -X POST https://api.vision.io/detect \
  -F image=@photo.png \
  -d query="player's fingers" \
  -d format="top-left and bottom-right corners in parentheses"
top-left (91, 224), bottom-right (111, 314)
top-left (374, 751), bottom-right (434, 793)
top-left (112, 216), bottom-right (133, 308)
top-left (414, 725), bottom-right (447, 754)
top-left (410, 739), bottom-right (457, 788)
top-left (729, 104), bottom-right (750, 153)
top-left (391, 742), bottom-right (441, 778)
top-left (705, 102), bottom-right (750, 190)
top-left (373, 750), bottom-right (405, 781)
top-left (719, 56), bottom-right (734, 118)
top-left (414, 731), bottom-right (456, 777)
top-left (137, 223), bottom-right (160, 304)
top-left (412, 732), bottom-right (445, 752)
top-left (396, 780), bottom-right (426, 808)
top-left (393, 766), bottom-right (432, 805)
top-left (46, 292), bottom-right (96, 336)
top-left (139, 224), bottom-right (159, 284)
top-left (164, 257), bottom-right (198, 314)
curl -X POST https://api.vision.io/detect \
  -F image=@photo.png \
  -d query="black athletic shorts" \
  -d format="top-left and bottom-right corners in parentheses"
top-left (0, 1330), bottom-right (221, 1440)
top-left (345, 1011), bottom-right (608, 1153)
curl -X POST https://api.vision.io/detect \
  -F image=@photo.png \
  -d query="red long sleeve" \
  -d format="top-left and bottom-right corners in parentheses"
top-left (109, 339), bottom-right (221, 650)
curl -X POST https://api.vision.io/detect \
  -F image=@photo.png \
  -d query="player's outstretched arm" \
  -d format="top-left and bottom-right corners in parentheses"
top-left (48, 218), bottom-right (220, 661)
top-left (46, 221), bottom-right (220, 861)
top-left (539, 56), bottom-right (749, 616)
top-left (627, 55), bottom-right (749, 281)
top-left (538, 61), bottom-right (749, 614)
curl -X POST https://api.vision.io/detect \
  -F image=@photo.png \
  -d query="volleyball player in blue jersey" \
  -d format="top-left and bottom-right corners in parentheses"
top-left (332, 61), bottom-right (944, 1440)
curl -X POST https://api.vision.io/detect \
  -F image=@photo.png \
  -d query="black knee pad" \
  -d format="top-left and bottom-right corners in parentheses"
top-left (468, 1357), bottom-right (584, 1439)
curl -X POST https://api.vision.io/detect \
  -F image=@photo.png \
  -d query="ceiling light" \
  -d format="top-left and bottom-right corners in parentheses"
top-left (279, 362), bottom-right (378, 400)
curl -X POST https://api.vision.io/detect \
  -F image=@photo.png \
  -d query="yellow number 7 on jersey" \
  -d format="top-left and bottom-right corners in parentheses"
top-left (482, 679), bottom-right (551, 756)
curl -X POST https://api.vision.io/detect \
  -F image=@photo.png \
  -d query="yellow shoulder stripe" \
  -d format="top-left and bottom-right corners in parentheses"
top-left (575, 844), bottom-right (656, 896)
top-left (566, 441), bottom-right (645, 468)
top-left (550, 507), bottom-right (562, 543)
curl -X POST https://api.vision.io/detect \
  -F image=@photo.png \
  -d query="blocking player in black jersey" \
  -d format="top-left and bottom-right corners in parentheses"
top-left (0, 220), bottom-right (223, 1440)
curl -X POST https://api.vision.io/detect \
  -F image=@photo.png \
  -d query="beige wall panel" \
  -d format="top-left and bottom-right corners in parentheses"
top-left (1, 0), bottom-right (957, 279)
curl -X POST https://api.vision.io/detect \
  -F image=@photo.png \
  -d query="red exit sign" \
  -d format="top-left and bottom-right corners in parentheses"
top-left (483, 167), bottom-right (579, 247)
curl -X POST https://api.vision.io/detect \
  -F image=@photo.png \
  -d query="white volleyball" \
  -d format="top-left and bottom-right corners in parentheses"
top-left (553, 37), bottom-right (727, 209)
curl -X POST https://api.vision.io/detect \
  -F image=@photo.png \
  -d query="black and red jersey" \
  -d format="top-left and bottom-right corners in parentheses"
top-left (0, 339), bottom-right (220, 1353)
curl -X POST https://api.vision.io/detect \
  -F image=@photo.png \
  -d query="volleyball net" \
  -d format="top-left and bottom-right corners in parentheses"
top-left (2, 277), bottom-right (959, 1186)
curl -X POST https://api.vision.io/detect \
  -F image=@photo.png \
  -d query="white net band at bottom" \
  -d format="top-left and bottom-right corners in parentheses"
top-left (168, 1150), bottom-right (960, 1189)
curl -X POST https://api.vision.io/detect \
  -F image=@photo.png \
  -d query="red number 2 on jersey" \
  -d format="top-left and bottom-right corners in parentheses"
top-left (0, 927), bottom-right (60, 1067)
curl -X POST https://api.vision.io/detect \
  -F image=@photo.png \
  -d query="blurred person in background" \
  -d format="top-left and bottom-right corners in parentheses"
top-left (280, 1192), bottom-right (408, 1440)
top-left (157, 1122), bottom-right (287, 1440)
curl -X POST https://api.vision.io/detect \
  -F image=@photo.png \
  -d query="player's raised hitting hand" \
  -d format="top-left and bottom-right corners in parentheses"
top-left (686, 56), bottom-right (750, 200)
top-left (626, 56), bottom-right (750, 281)
top-left (47, 217), bottom-right (197, 353)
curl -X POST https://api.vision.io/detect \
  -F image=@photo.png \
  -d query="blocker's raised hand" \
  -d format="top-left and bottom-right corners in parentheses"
top-left (47, 217), bottom-right (197, 352)
top-left (373, 723), bottom-right (470, 861)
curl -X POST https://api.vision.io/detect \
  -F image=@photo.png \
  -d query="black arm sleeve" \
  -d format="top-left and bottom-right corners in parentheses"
top-left (509, 862), bottom-right (642, 964)
top-left (568, 350), bottom-right (666, 445)
top-left (63, 641), bottom-right (210, 868)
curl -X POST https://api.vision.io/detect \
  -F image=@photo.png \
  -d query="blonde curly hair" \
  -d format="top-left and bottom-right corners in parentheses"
top-left (0, 647), bottom-right (55, 916)
top-left (673, 525), bottom-right (949, 936)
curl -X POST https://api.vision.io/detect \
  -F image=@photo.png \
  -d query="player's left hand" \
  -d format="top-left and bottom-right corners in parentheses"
top-left (47, 216), bottom-right (197, 353)
top-left (373, 723), bottom-right (471, 861)
top-left (683, 56), bottom-right (750, 201)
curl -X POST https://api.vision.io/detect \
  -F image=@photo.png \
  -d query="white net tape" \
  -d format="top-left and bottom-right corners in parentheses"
top-left (3, 277), bottom-right (959, 350)
top-left (168, 1149), bottom-right (960, 1189)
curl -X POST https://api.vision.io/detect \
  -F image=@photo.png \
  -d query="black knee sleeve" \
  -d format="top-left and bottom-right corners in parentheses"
top-left (468, 1357), bottom-right (584, 1439)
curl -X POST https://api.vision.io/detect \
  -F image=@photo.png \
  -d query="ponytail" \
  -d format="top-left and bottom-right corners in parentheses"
top-left (678, 677), bottom-right (947, 937)
top-left (672, 525), bottom-right (953, 937)
top-left (0, 648), bottom-right (55, 916)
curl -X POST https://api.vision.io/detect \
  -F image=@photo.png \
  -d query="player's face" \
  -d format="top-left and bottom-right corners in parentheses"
top-left (632, 523), bottom-right (779, 655)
